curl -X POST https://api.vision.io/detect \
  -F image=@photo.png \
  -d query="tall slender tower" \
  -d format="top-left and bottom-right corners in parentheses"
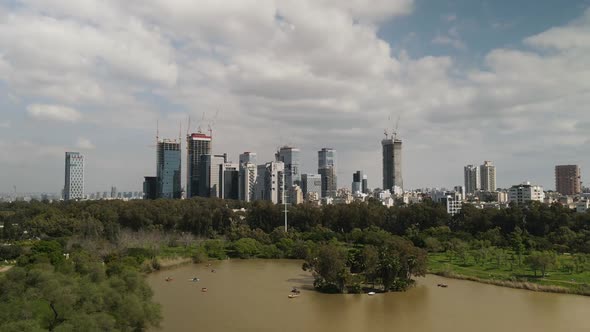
top-left (64, 152), bottom-right (84, 201)
top-left (318, 148), bottom-right (337, 198)
top-left (555, 165), bottom-right (581, 195)
top-left (186, 132), bottom-right (212, 198)
top-left (479, 161), bottom-right (496, 192)
top-left (382, 136), bottom-right (402, 192)
top-left (157, 138), bottom-right (181, 199)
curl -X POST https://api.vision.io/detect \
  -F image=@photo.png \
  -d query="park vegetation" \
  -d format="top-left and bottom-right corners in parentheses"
top-left (1, 197), bottom-right (590, 302)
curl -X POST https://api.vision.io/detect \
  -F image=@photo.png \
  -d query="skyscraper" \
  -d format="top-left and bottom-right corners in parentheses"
top-left (143, 176), bottom-right (158, 200)
top-left (555, 165), bottom-right (581, 195)
top-left (464, 165), bottom-right (480, 194)
top-left (199, 154), bottom-right (227, 198)
top-left (255, 161), bottom-right (285, 204)
top-left (479, 161), bottom-right (497, 192)
top-left (157, 138), bottom-right (181, 199)
top-left (186, 132), bottom-right (212, 198)
top-left (239, 152), bottom-right (257, 165)
top-left (382, 137), bottom-right (402, 191)
top-left (301, 173), bottom-right (322, 200)
top-left (352, 171), bottom-right (363, 194)
top-left (239, 163), bottom-right (258, 202)
top-left (318, 148), bottom-right (337, 198)
top-left (362, 174), bottom-right (368, 194)
top-left (276, 146), bottom-right (300, 187)
top-left (64, 152), bottom-right (84, 201)
top-left (221, 162), bottom-right (239, 200)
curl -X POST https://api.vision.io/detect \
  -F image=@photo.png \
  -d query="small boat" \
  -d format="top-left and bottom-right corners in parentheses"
top-left (201, 287), bottom-right (208, 292)
top-left (189, 277), bottom-right (200, 282)
top-left (165, 277), bottom-right (173, 282)
top-left (211, 269), bottom-right (216, 273)
top-left (437, 283), bottom-right (448, 288)
top-left (288, 294), bottom-right (300, 298)
top-left (291, 287), bottom-right (301, 294)
top-left (367, 292), bottom-right (376, 296)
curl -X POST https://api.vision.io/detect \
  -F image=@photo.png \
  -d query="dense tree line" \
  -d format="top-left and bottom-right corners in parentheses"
top-left (2, 199), bottom-right (590, 253)
top-left (0, 240), bottom-right (160, 331)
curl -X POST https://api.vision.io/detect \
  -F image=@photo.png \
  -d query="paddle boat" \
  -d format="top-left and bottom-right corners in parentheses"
top-left (437, 283), bottom-right (448, 288)
top-left (201, 287), bottom-right (208, 292)
top-left (288, 294), bottom-right (300, 298)
top-left (367, 292), bottom-right (376, 296)
top-left (165, 277), bottom-right (173, 282)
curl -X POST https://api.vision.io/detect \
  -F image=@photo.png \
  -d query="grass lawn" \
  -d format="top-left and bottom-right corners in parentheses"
top-left (428, 252), bottom-right (590, 292)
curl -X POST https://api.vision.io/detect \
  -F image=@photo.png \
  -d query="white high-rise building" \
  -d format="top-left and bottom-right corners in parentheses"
top-left (464, 165), bottom-right (480, 194)
top-left (254, 161), bottom-right (285, 204)
top-left (508, 182), bottom-right (545, 205)
top-left (480, 161), bottom-right (497, 192)
top-left (64, 152), bottom-right (84, 201)
top-left (239, 163), bottom-right (257, 202)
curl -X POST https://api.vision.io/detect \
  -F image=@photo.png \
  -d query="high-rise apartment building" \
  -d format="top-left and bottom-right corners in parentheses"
top-left (186, 133), bottom-right (212, 198)
top-left (464, 165), bottom-right (480, 194)
top-left (318, 148), bottom-right (337, 198)
top-left (255, 161), bottom-right (285, 204)
top-left (555, 165), bottom-right (581, 195)
top-left (157, 139), bottom-right (181, 199)
top-left (276, 146), bottom-right (300, 188)
top-left (301, 174), bottom-right (322, 200)
top-left (382, 137), bottom-right (402, 191)
top-left (143, 176), bottom-right (158, 200)
top-left (479, 161), bottom-right (496, 192)
top-left (64, 152), bottom-right (84, 201)
top-left (239, 163), bottom-right (258, 202)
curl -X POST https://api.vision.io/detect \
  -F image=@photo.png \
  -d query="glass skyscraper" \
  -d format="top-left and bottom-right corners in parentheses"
top-left (157, 139), bottom-right (181, 199)
top-left (275, 146), bottom-right (301, 188)
top-left (318, 148), bottom-right (337, 198)
top-left (187, 132), bottom-right (212, 198)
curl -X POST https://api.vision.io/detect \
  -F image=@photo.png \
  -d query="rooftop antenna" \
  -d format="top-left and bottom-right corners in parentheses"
top-left (156, 120), bottom-right (160, 144)
top-left (384, 115), bottom-right (391, 139)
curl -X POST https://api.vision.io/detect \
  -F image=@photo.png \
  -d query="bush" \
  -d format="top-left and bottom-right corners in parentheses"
top-left (0, 244), bottom-right (22, 260)
top-left (192, 251), bottom-right (209, 264)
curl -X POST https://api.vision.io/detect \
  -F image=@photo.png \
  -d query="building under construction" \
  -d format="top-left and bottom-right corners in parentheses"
top-left (186, 132), bottom-right (212, 198)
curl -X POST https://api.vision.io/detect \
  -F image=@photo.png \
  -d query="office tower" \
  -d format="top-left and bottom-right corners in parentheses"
top-left (110, 186), bottom-right (117, 199)
top-left (362, 174), bottom-right (368, 194)
top-left (382, 136), bottom-right (402, 191)
top-left (318, 148), bottom-right (337, 198)
top-left (301, 174), bottom-right (322, 200)
top-left (479, 161), bottom-right (496, 192)
top-left (239, 163), bottom-right (258, 202)
top-left (555, 165), bottom-right (581, 195)
top-left (157, 138), bottom-right (181, 199)
top-left (186, 132), bottom-right (212, 198)
top-left (352, 171), bottom-right (362, 194)
top-left (64, 152), bottom-right (84, 201)
top-left (199, 154), bottom-right (227, 198)
top-left (289, 185), bottom-right (304, 205)
top-left (464, 165), bottom-right (480, 194)
top-left (276, 146), bottom-right (300, 187)
top-left (239, 152), bottom-right (257, 165)
top-left (255, 164), bottom-right (267, 200)
top-left (221, 163), bottom-right (239, 200)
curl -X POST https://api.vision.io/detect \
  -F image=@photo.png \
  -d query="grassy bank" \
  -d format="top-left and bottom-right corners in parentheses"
top-left (428, 252), bottom-right (590, 296)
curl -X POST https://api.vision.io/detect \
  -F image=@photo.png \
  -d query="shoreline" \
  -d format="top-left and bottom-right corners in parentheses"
top-left (431, 270), bottom-right (590, 297)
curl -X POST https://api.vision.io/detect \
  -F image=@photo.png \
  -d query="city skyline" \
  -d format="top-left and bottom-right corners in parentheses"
top-left (1, 1), bottom-right (589, 193)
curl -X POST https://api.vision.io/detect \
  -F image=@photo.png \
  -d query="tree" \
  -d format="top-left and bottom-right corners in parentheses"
top-left (525, 251), bottom-right (557, 277)
top-left (302, 243), bottom-right (348, 293)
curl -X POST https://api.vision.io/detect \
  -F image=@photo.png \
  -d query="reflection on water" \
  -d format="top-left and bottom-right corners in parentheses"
top-left (147, 259), bottom-right (590, 332)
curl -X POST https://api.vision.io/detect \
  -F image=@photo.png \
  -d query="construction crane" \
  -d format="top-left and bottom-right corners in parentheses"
top-left (393, 114), bottom-right (401, 140)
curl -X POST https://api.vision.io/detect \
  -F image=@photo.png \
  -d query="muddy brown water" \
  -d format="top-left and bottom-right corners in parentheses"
top-left (147, 259), bottom-right (590, 332)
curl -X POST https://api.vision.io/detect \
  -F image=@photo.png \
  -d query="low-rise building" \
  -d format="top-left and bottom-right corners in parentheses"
top-left (508, 182), bottom-right (545, 205)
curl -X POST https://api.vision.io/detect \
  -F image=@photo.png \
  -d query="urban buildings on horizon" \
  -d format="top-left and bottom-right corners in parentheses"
top-left (555, 165), bottom-right (582, 196)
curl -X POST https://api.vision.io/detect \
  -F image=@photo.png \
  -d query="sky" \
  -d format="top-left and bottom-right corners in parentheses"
top-left (1, 0), bottom-right (590, 194)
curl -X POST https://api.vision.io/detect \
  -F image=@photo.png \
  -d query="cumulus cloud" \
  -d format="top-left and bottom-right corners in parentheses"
top-left (0, 0), bottom-right (589, 192)
top-left (27, 104), bottom-right (82, 122)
